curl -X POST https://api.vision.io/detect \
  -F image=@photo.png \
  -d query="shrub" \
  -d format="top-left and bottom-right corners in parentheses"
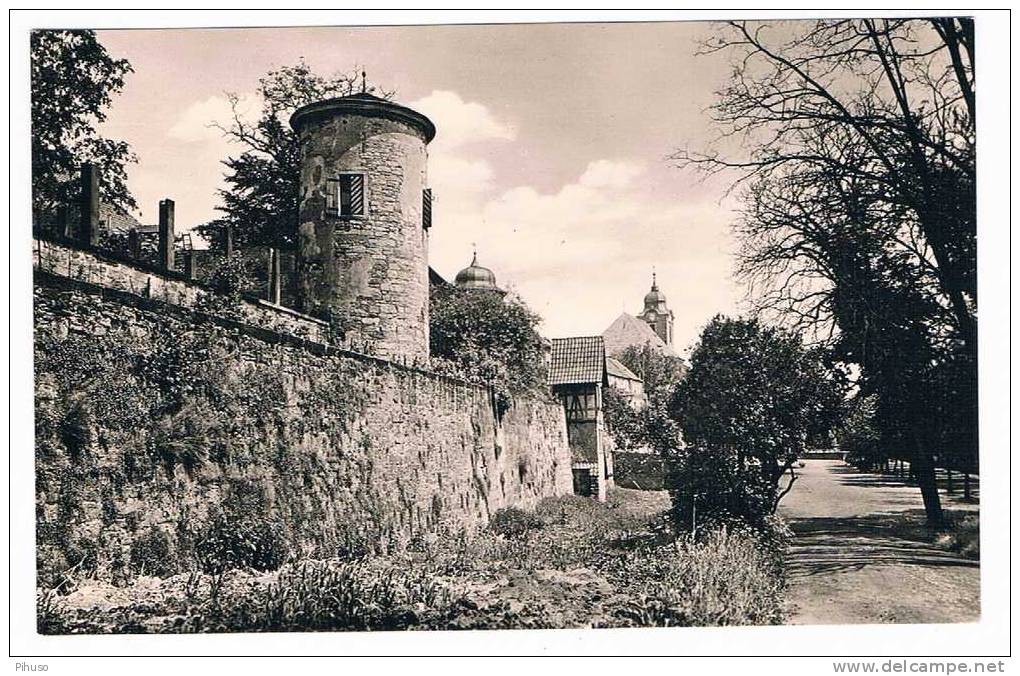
top-left (196, 514), bottom-right (289, 574)
top-left (488, 507), bottom-right (543, 539)
top-left (197, 255), bottom-right (257, 318)
top-left (429, 285), bottom-right (547, 411)
top-left (146, 401), bottom-right (217, 476)
top-left (38, 535), bottom-right (99, 594)
top-left (664, 443), bottom-right (778, 532)
top-left (193, 560), bottom-right (456, 632)
top-left (614, 526), bottom-right (786, 627)
top-left (668, 316), bottom-right (847, 526)
top-left (936, 514), bottom-right (979, 559)
top-left (130, 527), bottom-right (178, 578)
top-left (37, 590), bottom-right (69, 635)
top-left (406, 528), bottom-right (527, 575)
top-left (602, 386), bottom-right (645, 450)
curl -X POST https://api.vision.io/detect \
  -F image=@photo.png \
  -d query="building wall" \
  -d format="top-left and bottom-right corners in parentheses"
top-left (295, 114), bottom-right (430, 361)
top-left (553, 382), bottom-right (615, 501)
top-left (33, 254), bottom-right (572, 584)
top-left (607, 374), bottom-right (647, 407)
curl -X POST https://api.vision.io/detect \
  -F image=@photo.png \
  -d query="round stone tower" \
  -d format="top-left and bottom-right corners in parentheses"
top-left (290, 93), bottom-right (435, 361)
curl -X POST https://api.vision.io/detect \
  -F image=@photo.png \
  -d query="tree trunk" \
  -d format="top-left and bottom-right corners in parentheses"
top-left (912, 443), bottom-right (944, 525)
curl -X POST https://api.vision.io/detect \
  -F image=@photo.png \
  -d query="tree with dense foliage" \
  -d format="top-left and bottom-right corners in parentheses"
top-left (602, 386), bottom-right (646, 450)
top-left (603, 344), bottom-right (685, 452)
top-left (666, 316), bottom-right (846, 528)
top-left (599, 346), bottom-right (681, 452)
top-left (614, 344), bottom-right (687, 407)
top-left (674, 19), bottom-right (975, 524)
top-left (837, 394), bottom-right (885, 471)
top-left (196, 60), bottom-right (388, 251)
top-left (31, 30), bottom-right (136, 222)
top-left (429, 286), bottom-right (547, 412)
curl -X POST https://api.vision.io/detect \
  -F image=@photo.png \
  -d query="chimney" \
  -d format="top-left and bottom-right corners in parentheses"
top-left (268, 248), bottom-right (281, 304)
top-left (79, 164), bottom-right (100, 247)
top-left (158, 199), bottom-right (175, 271)
top-left (128, 228), bottom-right (141, 260)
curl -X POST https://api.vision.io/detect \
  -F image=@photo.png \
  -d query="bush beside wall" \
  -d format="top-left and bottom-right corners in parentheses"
top-left (614, 452), bottom-right (665, 490)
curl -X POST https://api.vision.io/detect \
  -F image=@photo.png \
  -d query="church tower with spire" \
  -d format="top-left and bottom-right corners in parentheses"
top-left (638, 271), bottom-right (674, 347)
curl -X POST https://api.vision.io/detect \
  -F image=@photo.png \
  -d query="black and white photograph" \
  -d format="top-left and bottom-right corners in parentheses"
top-left (8, 8), bottom-right (1012, 667)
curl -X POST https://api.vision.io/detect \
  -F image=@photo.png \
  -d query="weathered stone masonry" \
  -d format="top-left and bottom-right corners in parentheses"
top-left (293, 95), bottom-right (433, 362)
top-left (34, 244), bottom-right (573, 581)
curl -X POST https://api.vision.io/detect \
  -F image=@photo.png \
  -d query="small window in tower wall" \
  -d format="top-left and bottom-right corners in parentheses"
top-left (326, 173), bottom-right (365, 217)
top-left (422, 188), bottom-right (432, 229)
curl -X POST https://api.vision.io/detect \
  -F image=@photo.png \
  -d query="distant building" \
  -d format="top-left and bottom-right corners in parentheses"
top-left (602, 272), bottom-right (677, 357)
top-left (602, 312), bottom-right (673, 357)
top-left (606, 356), bottom-right (647, 407)
top-left (99, 202), bottom-right (146, 236)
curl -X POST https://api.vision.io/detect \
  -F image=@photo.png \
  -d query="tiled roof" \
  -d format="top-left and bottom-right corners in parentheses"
top-left (428, 266), bottom-right (451, 287)
top-left (99, 202), bottom-right (144, 235)
top-left (602, 312), bottom-right (675, 357)
top-left (606, 357), bottom-right (641, 382)
top-left (549, 336), bottom-right (607, 386)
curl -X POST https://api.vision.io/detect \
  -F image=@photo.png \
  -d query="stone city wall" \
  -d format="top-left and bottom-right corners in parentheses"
top-left (33, 247), bottom-right (572, 584)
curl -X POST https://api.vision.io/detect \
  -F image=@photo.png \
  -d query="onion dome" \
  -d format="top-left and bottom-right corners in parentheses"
top-left (455, 252), bottom-right (502, 293)
top-left (643, 271), bottom-right (667, 310)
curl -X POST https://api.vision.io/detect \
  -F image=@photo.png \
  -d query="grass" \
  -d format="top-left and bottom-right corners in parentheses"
top-left (613, 529), bottom-right (786, 627)
top-left (935, 513), bottom-right (979, 560)
top-left (38, 488), bottom-right (788, 633)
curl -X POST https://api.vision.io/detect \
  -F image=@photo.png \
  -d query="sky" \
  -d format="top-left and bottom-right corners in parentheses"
top-left (94, 21), bottom-right (746, 352)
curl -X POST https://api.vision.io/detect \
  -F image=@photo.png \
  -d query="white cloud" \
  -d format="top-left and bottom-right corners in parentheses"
top-left (414, 91), bottom-right (515, 238)
top-left (167, 95), bottom-right (258, 143)
top-left (429, 155), bottom-right (495, 196)
top-left (578, 159), bottom-right (643, 189)
top-left (411, 90), bottom-right (516, 150)
top-left (429, 159), bottom-right (742, 346)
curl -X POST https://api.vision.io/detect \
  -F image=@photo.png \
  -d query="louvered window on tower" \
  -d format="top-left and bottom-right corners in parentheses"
top-left (326, 173), bottom-right (365, 217)
top-left (422, 188), bottom-right (433, 229)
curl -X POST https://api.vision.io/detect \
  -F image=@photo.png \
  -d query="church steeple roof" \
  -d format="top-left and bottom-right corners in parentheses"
top-left (643, 270), bottom-right (667, 310)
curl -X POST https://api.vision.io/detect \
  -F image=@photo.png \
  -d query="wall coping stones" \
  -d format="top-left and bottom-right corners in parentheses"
top-left (33, 235), bottom-right (328, 335)
top-left (32, 235), bottom-right (561, 411)
top-left (253, 297), bottom-right (328, 327)
top-left (34, 267), bottom-right (492, 394)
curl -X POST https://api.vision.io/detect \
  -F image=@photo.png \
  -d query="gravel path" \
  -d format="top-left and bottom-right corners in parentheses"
top-left (779, 460), bottom-right (979, 625)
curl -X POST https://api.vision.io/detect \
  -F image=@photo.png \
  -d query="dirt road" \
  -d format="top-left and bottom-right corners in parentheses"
top-left (779, 460), bottom-right (979, 625)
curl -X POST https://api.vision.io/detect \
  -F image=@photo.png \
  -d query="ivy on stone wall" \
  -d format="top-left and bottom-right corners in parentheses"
top-left (33, 294), bottom-right (359, 585)
top-left (35, 282), bottom-right (572, 590)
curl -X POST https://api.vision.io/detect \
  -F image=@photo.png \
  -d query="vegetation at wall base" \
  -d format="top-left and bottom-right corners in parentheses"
top-left (38, 490), bottom-right (787, 633)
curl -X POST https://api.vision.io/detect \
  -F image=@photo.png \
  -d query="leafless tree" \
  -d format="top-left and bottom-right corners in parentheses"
top-left (676, 19), bottom-right (976, 524)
